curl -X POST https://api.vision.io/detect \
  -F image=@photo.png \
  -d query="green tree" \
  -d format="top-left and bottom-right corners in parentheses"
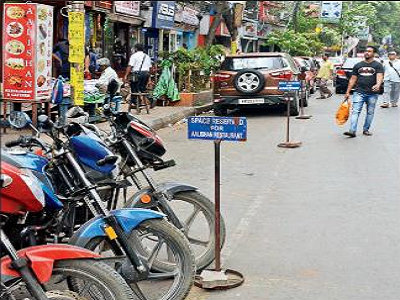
top-left (265, 30), bottom-right (324, 56)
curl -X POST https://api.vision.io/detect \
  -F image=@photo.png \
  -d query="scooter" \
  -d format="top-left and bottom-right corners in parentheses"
top-left (1, 160), bottom-right (136, 300)
top-left (4, 111), bottom-right (195, 300)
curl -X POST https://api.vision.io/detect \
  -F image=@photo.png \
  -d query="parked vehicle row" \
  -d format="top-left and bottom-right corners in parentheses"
top-left (1, 108), bottom-right (226, 300)
top-left (213, 52), bottom-right (321, 116)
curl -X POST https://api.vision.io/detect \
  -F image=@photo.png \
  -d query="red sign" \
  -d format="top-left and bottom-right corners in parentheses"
top-left (2, 3), bottom-right (53, 101)
top-left (3, 3), bottom-right (36, 100)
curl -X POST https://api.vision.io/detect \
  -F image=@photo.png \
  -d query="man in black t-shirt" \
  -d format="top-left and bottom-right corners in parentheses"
top-left (343, 46), bottom-right (384, 138)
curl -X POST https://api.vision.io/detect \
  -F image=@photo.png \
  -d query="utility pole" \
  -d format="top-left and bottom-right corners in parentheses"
top-left (292, 1), bottom-right (301, 33)
top-left (68, 1), bottom-right (85, 106)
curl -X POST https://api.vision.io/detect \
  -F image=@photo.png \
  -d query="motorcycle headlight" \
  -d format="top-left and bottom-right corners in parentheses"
top-left (20, 169), bottom-right (45, 207)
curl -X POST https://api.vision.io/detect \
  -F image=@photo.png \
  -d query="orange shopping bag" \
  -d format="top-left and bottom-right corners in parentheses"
top-left (336, 100), bottom-right (351, 125)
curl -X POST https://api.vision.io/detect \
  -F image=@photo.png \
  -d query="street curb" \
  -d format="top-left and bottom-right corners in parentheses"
top-left (148, 103), bottom-right (214, 131)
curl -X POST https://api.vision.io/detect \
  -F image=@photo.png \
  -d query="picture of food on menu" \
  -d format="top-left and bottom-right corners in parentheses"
top-left (38, 7), bottom-right (48, 21)
top-left (6, 74), bottom-right (24, 88)
top-left (7, 22), bottom-right (24, 38)
top-left (6, 58), bottom-right (25, 70)
top-left (37, 75), bottom-right (46, 87)
top-left (6, 6), bottom-right (26, 19)
top-left (39, 42), bottom-right (46, 56)
top-left (39, 24), bottom-right (47, 39)
top-left (6, 40), bottom-right (25, 55)
top-left (38, 59), bottom-right (46, 72)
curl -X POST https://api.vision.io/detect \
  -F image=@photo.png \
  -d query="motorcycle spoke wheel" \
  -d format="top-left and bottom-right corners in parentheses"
top-left (85, 219), bottom-right (195, 300)
top-left (166, 191), bottom-right (226, 271)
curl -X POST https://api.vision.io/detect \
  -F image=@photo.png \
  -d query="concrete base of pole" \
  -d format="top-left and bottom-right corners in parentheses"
top-left (278, 141), bottom-right (302, 148)
top-left (194, 269), bottom-right (244, 290)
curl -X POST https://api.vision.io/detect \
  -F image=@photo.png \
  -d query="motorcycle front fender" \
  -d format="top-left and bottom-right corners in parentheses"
top-left (1, 245), bottom-right (100, 284)
top-left (127, 182), bottom-right (198, 208)
top-left (69, 208), bottom-right (164, 248)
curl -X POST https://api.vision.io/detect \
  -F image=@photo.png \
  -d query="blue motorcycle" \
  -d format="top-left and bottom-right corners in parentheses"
top-left (4, 111), bottom-right (195, 300)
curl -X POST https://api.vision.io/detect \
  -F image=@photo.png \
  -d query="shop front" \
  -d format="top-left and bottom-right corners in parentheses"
top-left (144, 1), bottom-right (176, 60)
top-left (174, 5), bottom-right (200, 50)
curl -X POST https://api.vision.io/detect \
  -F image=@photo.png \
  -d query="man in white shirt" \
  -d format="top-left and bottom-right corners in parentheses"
top-left (96, 58), bottom-right (122, 111)
top-left (381, 51), bottom-right (400, 108)
top-left (96, 58), bottom-right (121, 93)
top-left (124, 44), bottom-right (151, 105)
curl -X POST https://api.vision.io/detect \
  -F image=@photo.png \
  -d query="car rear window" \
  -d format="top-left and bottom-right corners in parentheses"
top-left (342, 58), bottom-right (363, 68)
top-left (221, 57), bottom-right (284, 71)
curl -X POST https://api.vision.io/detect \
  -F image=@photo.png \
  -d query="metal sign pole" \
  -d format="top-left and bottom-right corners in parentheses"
top-left (278, 91), bottom-right (302, 149)
top-left (214, 139), bottom-right (222, 272)
top-left (191, 116), bottom-right (245, 290)
top-left (296, 91), bottom-right (312, 120)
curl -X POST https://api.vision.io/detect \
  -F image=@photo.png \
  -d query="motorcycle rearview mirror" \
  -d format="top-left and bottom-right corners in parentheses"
top-left (103, 103), bottom-right (112, 116)
top-left (8, 111), bottom-right (31, 129)
top-left (38, 114), bottom-right (54, 133)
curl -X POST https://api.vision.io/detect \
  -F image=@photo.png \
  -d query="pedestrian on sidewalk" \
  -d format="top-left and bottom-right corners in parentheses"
top-left (381, 51), bottom-right (400, 108)
top-left (344, 46), bottom-right (384, 138)
top-left (316, 54), bottom-right (333, 99)
top-left (124, 44), bottom-right (151, 107)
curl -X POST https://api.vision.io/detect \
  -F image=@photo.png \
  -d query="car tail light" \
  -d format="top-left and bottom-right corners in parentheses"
top-left (214, 73), bottom-right (232, 82)
top-left (336, 69), bottom-right (346, 77)
top-left (271, 71), bottom-right (293, 80)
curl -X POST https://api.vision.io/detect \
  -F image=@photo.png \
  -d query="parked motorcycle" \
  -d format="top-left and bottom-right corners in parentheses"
top-left (4, 111), bottom-right (195, 300)
top-left (67, 107), bottom-right (226, 272)
top-left (1, 161), bottom-right (136, 300)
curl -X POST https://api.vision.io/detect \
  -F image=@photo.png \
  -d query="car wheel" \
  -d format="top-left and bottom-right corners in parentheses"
top-left (289, 94), bottom-right (300, 116)
top-left (214, 106), bottom-right (228, 116)
top-left (233, 69), bottom-right (265, 94)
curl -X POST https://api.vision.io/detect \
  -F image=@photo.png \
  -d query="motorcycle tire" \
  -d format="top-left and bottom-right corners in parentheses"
top-left (128, 190), bottom-right (227, 272)
top-left (166, 191), bottom-right (227, 272)
top-left (4, 259), bottom-right (136, 300)
top-left (84, 219), bottom-right (195, 300)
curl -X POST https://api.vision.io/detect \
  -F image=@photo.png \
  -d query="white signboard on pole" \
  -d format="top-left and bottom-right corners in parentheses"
top-left (320, 1), bottom-right (342, 23)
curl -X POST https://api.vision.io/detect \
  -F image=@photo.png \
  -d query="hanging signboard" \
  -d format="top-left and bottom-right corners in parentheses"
top-left (68, 11), bottom-right (85, 63)
top-left (152, 1), bottom-right (175, 29)
top-left (320, 1), bottom-right (342, 23)
top-left (2, 3), bottom-right (53, 101)
top-left (115, 1), bottom-right (140, 17)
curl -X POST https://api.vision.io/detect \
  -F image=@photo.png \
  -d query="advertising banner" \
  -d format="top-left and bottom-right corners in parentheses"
top-left (3, 3), bottom-right (53, 101)
top-left (36, 4), bottom-right (53, 98)
top-left (320, 1), bottom-right (342, 23)
top-left (115, 1), bottom-right (140, 17)
top-left (68, 12), bottom-right (85, 63)
top-left (152, 1), bottom-right (175, 29)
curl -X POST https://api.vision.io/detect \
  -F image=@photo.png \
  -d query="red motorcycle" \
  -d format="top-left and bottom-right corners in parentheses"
top-left (0, 160), bottom-right (135, 300)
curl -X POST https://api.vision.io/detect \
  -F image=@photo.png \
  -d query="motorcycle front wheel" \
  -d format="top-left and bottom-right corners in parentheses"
top-left (2, 259), bottom-right (136, 300)
top-left (85, 218), bottom-right (195, 300)
top-left (128, 190), bottom-right (227, 272)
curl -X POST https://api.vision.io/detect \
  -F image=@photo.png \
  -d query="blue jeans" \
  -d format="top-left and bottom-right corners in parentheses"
top-left (349, 92), bottom-right (378, 133)
top-left (58, 97), bottom-right (72, 126)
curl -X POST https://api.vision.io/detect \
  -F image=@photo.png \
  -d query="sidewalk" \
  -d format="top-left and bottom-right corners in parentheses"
top-left (0, 103), bottom-right (213, 145)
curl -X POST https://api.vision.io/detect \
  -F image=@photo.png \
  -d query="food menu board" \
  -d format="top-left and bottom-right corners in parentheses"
top-left (2, 3), bottom-right (53, 101)
top-left (36, 4), bottom-right (53, 98)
